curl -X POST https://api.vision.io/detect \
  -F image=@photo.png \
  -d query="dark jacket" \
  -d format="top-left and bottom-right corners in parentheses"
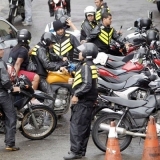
top-left (31, 42), bottom-right (67, 78)
top-left (80, 19), bottom-right (97, 41)
top-left (0, 58), bottom-right (13, 96)
top-left (89, 23), bottom-right (124, 53)
top-left (72, 60), bottom-right (98, 102)
top-left (96, 2), bottom-right (110, 22)
top-left (53, 32), bottom-right (80, 61)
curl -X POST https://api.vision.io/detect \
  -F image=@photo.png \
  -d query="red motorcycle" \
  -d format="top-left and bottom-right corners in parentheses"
top-left (49, 0), bottom-right (67, 20)
top-left (95, 43), bottom-right (160, 83)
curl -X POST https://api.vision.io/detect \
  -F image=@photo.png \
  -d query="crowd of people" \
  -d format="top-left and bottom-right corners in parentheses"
top-left (1, 0), bottom-right (131, 159)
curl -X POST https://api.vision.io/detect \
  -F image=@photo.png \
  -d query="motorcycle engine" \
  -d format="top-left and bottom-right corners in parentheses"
top-left (54, 88), bottom-right (69, 109)
top-left (130, 90), bottom-right (148, 100)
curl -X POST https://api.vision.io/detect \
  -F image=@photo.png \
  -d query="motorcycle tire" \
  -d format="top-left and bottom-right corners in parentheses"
top-left (8, 8), bottom-right (15, 24)
top-left (19, 105), bottom-right (57, 140)
top-left (157, 2), bottom-right (160, 12)
top-left (92, 113), bottom-right (132, 152)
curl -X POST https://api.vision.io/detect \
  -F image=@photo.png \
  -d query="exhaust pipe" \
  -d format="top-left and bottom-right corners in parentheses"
top-left (100, 123), bottom-right (146, 137)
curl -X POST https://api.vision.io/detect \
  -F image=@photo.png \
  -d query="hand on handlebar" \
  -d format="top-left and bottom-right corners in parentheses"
top-left (60, 67), bottom-right (68, 73)
top-left (63, 57), bottom-right (68, 61)
top-left (13, 86), bottom-right (20, 92)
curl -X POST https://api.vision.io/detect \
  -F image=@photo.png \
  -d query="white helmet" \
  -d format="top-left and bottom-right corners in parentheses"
top-left (84, 6), bottom-right (96, 17)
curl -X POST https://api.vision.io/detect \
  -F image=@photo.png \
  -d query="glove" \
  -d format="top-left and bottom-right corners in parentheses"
top-left (68, 63), bottom-right (76, 72)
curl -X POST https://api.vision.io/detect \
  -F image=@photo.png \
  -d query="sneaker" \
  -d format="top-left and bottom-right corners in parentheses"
top-left (64, 151), bottom-right (82, 160)
top-left (23, 21), bottom-right (32, 26)
top-left (5, 146), bottom-right (20, 151)
top-left (31, 99), bottom-right (43, 105)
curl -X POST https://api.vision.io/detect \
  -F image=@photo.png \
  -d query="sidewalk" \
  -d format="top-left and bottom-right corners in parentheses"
top-left (0, 0), bottom-right (9, 19)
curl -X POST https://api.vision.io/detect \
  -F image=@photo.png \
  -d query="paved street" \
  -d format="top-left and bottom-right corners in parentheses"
top-left (0, 0), bottom-right (160, 160)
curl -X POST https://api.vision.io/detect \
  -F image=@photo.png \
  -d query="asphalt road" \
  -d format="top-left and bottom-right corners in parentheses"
top-left (0, 0), bottom-right (160, 160)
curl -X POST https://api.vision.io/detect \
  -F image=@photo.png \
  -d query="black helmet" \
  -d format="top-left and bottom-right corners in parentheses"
top-left (41, 32), bottom-right (57, 46)
top-left (59, 15), bottom-right (70, 29)
top-left (17, 29), bottom-right (31, 45)
top-left (139, 18), bottom-right (152, 30)
top-left (77, 43), bottom-right (98, 59)
top-left (146, 29), bottom-right (159, 45)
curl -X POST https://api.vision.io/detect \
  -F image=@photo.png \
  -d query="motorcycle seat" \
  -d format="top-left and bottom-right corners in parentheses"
top-left (107, 61), bottom-right (126, 69)
top-left (100, 95), bottom-right (147, 108)
top-left (98, 66), bottom-right (126, 75)
top-left (100, 72), bottom-right (138, 83)
top-left (108, 54), bottom-right (124, 61)
top-left (98, 78), bottom-right (126, 90)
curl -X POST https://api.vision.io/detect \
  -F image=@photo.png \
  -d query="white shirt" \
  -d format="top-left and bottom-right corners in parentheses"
top-left (45, 22), bottom-right (80, 41)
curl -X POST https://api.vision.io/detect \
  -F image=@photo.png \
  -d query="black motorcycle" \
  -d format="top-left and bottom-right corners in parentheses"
top-left (91, 77), bottom-right (160, 152)
top-left (0, 74), bottom-right (57, 140)
top-left (8, 0), bottom-right (25, 24)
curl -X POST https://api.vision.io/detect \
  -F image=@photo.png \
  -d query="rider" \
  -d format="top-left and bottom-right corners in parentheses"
top-left (89, 12), bottom-right (125, 56)
top-left (64, 43), bottom-right (98, 159)
top-left (29, 32), bottom-right (67, 108)
top-left (45, 15), bottom-right (80, 40)
top-left (52, 19), bottom-right (80, 62)
top-left (80, 6), bottom-right (97, 43)
top-left (48, 0), bottom-right (71, 17)
top-left (8, 29), bottom-right (40, 90)
top-left (0, 41), bottom-right (20, 151)
top-left (94, 0), bottom-right (110, 23)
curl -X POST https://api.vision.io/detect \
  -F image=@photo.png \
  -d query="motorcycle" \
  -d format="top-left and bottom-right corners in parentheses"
top-left (92, 77), bottom-right (160, 152)
top-left (94, 40), bottom-right (160, 83)
top-left (0, 74), bottom-right (57, 140)
top-left (8, 0), bottom-right (25, 24)
top-left (45, 66), bottom-right (74, 116)
top-left (49, 0), bottom-right (67, 20)
top-left (98, 74), bottom-right (157, 100)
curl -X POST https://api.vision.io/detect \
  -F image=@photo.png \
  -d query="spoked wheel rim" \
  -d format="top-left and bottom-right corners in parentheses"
top-left (92, 114), bottom-right (132, 152)
top-left (21, 108), bottom-right (55, 138)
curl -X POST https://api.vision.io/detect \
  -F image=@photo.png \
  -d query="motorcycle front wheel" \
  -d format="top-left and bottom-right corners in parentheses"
top-left (92, 113), bottom-right (132, 152)
top-left (157, 2), bottom-right (160, 12)
top-left (19, 105), bottom-right (57, 140)
top-left (8, 8), bottom-right (15, 24)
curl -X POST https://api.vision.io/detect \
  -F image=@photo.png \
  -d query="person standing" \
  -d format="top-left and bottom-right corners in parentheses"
top-left (65, 0), bottom-right (71, 17)
top-left (22, 0), bottom-right (32, 26)
top-left (48, 0), bottom-right (71, 17)
top-left (0, 41), bottom-right (20, 151)
top-left (63, 43), bottom-right (98, 159)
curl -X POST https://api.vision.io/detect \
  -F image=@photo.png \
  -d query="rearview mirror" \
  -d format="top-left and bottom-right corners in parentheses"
top-left (134, 21), bottom-right (138, 27)
top-left (148, 11), bottom-right (153, 20)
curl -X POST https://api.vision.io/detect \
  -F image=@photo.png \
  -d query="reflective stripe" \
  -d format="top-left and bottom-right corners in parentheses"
top-left (53, 36), bottom-right (73, 56)
top-left (61, 38), bottom-right (70, 46)
top-left (92, 74), bottom-right (98, 78)
top-left (72, 64), bottom-right (98, 88)
top-left (61, 45), bottom-right (73, 55)
top-left (74, 74), bottom-right (81, 82)
top-left (72, 79), bottom-right (82, 88)
top-left (96, 10), bottom-right (101, 21)
top-left (31, 45), bottom-right (40, 55)
top-left (99, 28), bottom-right (113, 45)
top-left (75, 69), bottom-right (81, 76)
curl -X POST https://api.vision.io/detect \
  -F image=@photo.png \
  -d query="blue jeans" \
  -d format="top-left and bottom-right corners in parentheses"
top-left (24, 0), bottom-right (32, 22)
